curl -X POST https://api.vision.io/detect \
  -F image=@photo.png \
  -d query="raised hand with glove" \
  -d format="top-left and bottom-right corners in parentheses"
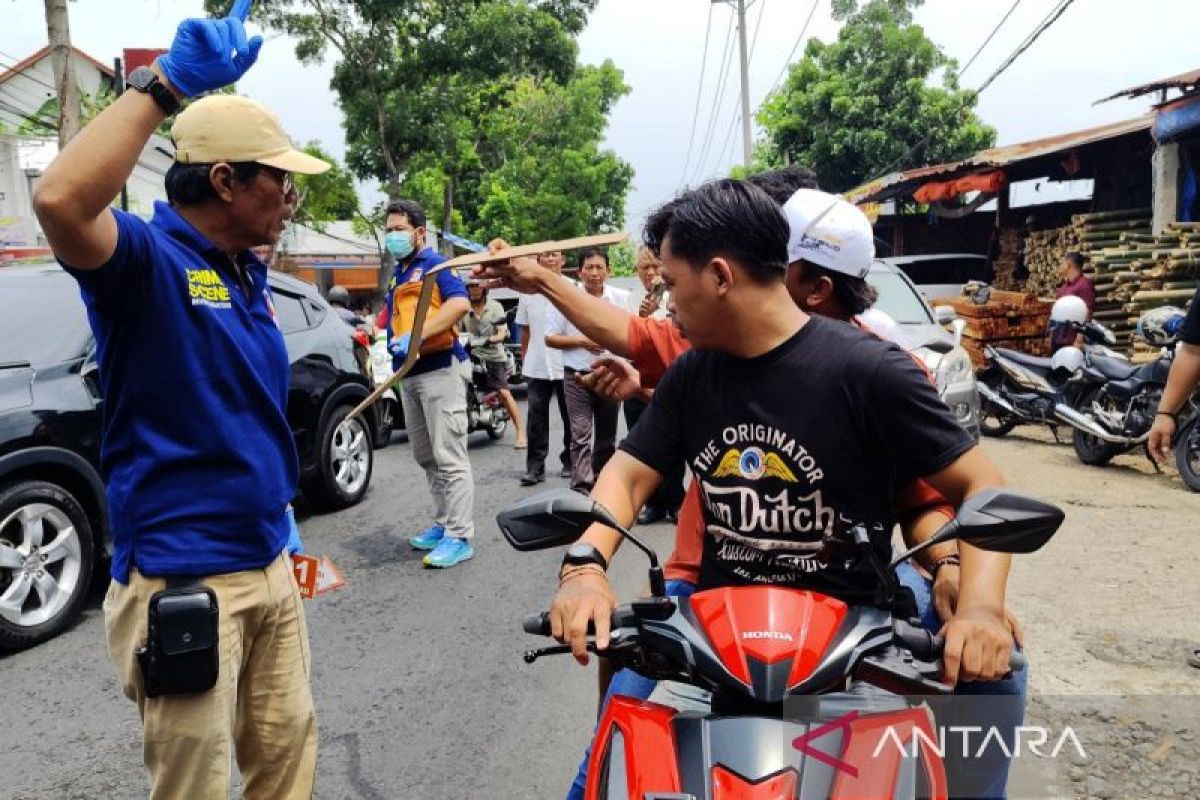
top-left (156, 0), bottom-right (264, 97)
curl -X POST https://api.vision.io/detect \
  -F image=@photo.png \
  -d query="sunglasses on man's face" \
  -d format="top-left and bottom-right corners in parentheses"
top-left (258, 166), bottom-right (295, 196)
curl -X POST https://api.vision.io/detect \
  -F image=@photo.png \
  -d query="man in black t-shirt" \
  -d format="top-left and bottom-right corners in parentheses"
top-left (549, 179), bottom-right (1016, 686)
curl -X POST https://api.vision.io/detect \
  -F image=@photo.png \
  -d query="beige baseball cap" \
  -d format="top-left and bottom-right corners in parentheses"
top-left (171, 95), bottom-right (330, 175)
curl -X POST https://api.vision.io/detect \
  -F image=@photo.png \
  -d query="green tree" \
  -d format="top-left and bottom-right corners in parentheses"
top-left (756, 0), bottom-right (995, 193)
top-left (292, 142), bottom-right (360, 230)
top-left (205, 1), bottom-right (630, 244)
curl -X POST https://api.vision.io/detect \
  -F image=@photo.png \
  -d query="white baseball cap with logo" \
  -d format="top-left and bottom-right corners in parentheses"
top-left (171, 95), bottom-right (330, 175)
top-left (781, 188), bottom-right (875, 279)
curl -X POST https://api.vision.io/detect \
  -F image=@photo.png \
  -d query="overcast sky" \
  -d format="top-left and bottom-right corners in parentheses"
top-left (3, 0), bottom-right (1196, 230)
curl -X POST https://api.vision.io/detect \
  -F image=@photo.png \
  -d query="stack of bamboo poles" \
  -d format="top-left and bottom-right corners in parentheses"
top-left (1009, 208), bottom-right (1200, 356)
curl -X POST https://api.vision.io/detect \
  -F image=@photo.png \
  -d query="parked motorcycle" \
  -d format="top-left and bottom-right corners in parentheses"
top-left (499, 488), bottom-right (1062, 800)
top-left (976, 317), bottom-right (1123, 439)
top-left (369, 332), bottom-right (402, 447)
top-left (1067, 307), bottom-right (1200, 486)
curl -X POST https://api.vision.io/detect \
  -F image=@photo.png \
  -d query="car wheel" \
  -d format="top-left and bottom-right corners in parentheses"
top-left (304, 404), bottom-right (374, 510)
top-left (0, 480), bottom-right (95, 651)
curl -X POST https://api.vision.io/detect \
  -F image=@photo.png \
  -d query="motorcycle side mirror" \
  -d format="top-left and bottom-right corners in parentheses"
top-left (497, 488), bottom-right (619, 551)
top-left (934, 305), bottom-right (957, 327)
top-left (496, 488), bottom-right (667, 596)
top-left (890, 488), bottom-right (1064, 569)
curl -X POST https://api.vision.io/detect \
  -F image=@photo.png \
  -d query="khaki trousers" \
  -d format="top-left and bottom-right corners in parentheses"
top-left (399, 362), bottom-right (476, 538)
top-left (104, 553), bottom-right (318, 799)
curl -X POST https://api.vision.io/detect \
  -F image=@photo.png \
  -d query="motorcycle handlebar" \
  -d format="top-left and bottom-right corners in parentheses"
top-left (894, 620), bottom-right (1026, 672)
top-left (523, 607), bottom-right (637, 638)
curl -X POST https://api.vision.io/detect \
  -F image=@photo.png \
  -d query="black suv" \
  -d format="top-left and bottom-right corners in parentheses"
top-left (0, 263), bottom-right (376, 650)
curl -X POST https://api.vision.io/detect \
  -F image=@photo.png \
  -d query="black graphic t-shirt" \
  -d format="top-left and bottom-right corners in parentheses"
top-left (620, 315), bottom-right (974, 602)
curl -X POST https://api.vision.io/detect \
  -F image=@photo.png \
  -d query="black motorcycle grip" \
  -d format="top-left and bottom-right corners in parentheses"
top-left (929, 633), bottom-right (1027, 672)
top-left (523, 612), bottom-right (553, 636)
top-left (523, 612), bottom-right (609, 637)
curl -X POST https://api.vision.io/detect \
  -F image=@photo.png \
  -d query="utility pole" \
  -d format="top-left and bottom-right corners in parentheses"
top-left (713, 0), bottom-right (754, 169)
top-left (114, 57), bottom-right (128, 211)
top-left (734, 0), bottom-right (752, 168)
top-left (44, 0), bottom-right (82, 148)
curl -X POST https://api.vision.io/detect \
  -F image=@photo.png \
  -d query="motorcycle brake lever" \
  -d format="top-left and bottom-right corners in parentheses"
top-left (523, 630), bottom-right (637, 664)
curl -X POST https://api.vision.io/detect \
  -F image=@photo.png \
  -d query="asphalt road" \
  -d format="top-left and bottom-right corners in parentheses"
top-left (5, 416), bottom-right (1200, 798)
top-left (0, 415), bottom-right (673, 800)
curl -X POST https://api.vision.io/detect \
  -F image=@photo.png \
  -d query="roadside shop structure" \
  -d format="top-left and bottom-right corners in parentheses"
top-left (848, 68), bottom-right (1200, 361)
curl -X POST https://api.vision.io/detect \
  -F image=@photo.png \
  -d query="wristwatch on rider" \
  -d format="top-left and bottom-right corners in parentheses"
top-left (562, 543), bottom-right (608, 572)
top-left (127, 66), bottom-right (181, 116)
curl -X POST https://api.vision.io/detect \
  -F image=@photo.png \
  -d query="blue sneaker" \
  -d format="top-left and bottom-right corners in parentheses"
top-left (409, 523), bottom-right (445, 551)
top-left (423, 536), bottom-right (474, 568)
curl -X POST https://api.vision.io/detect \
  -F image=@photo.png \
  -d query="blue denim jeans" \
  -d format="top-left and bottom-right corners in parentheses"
top-left (896, 560), bottom-right (1027, 800)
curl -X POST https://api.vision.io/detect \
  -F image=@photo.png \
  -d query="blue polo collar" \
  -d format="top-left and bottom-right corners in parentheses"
top-left (150, 200), bottom-right (266, 272)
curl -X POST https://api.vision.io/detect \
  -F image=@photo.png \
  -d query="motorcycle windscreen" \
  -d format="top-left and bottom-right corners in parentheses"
top-left (688, 586), bottom-right (849, 697)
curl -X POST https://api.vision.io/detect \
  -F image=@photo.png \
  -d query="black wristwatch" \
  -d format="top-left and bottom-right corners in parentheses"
top-left (127, 66), bottom-right (181, 116)
top-left (562, 543), bottom-right (608, 571)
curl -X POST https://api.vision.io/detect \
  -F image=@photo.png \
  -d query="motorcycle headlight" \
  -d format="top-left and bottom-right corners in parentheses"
top-left (936, 349), bottom-right (973, 393)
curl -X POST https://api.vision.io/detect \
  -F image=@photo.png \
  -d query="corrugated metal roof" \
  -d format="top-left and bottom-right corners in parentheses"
top-left (846, 115), bottom-right (1154, 205)
top-left (1095, 68), bottom-right (1200, 104)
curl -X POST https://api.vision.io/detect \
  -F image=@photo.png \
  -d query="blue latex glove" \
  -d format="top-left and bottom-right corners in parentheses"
top-left (285, 504), bottom-right (304, 555)
top-left (388, 333), bottom-right (412, 362)
top-left (156, 0), bottom-right (264, 97)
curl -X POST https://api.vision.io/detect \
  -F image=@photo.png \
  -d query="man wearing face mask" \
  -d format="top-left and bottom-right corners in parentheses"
top-left (383, 200), bottom-right (476, 568)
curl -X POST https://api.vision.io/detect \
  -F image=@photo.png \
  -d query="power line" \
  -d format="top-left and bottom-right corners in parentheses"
top-left (762, 0), bottom-right (820, 104)
top-left (958, 0), bottom-right (1023, 79)
top-left (679, 3), bottom-right (716, 184)
top-left (0, 51), bottom-right (60, 93)
top-left (689, 9), bottom-right (737, 184)
top-left (975, 0), bottom-right (1075, 94)
top-left (747, 0), bottom-right (767, 63)
top-left (700, 0), bottom-right (770, 180)
top-left (865, 0), bottom-right (1077, 187)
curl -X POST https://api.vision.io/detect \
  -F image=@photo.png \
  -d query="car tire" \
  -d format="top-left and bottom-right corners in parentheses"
top-left (0, 480), bottom-right (95, 651)
top-left (303, 404), bottom-right (374, 510)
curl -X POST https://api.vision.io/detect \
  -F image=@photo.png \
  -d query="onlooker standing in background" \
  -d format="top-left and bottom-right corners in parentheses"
top-left (328, 285), bottom-right (364, 327)
top-left (515, 250), bottom-right (573, 485)
top-left (384, 199), bottom-right (476, 569)
top-left (1052, 252), bottom-right (1096, 351)
top-left (621, 247), bottom-right (682, 524)
top-left (546, 247), bottom-right (628, 492)
top-left (464, 281), bottom-right (528, 448)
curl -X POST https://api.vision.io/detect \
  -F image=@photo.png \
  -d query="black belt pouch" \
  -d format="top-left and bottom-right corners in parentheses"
top-left (136, 579), bottom-right (220, 698)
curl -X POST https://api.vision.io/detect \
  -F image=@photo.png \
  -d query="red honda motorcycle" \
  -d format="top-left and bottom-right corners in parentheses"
top-left (498, 488), bottom-right (1063, 800)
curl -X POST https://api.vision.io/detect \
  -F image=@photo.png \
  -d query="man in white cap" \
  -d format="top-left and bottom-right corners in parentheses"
top-left (34, 2), bottom-right (322, 796)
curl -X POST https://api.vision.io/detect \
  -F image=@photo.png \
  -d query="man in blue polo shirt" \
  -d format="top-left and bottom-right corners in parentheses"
top-left (33, 3), bottom-right (325, 797)
top-left (384, 200), bottom-right (476, 568)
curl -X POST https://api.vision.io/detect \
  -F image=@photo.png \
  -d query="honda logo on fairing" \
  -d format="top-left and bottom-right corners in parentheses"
top-left (742, 631), bottom-right (794, 642)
